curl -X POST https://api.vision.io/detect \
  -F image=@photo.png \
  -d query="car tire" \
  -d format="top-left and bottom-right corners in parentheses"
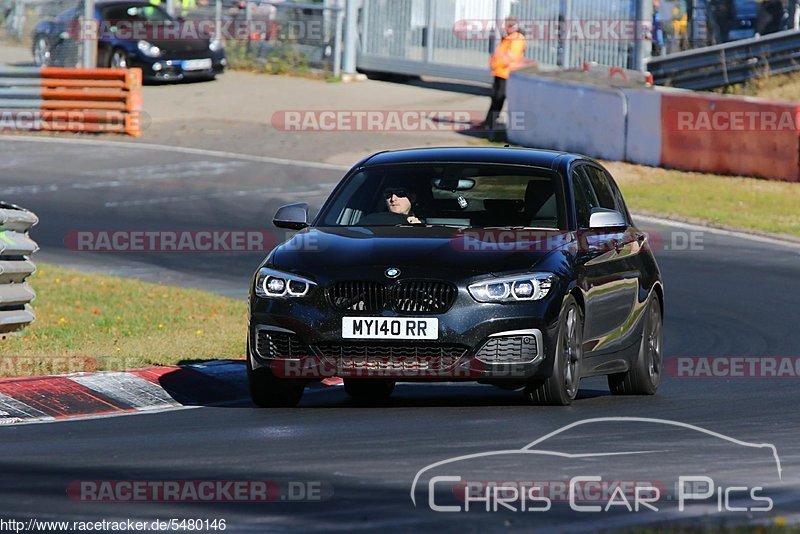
top-left (108, 48), bottom-right (128, 69)
top-left (246, 351), bottom-right (305, 408)
top-left (344, 379), bottom-right (395, 401)
top-left (32, 35), bottom-right (51, 67)
top-left (608, 293), bottom-right (663, 395)
top-left (525, 295), bottom-right (583, 406)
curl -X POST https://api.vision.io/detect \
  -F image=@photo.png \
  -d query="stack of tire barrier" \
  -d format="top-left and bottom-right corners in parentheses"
top-left (0, 203), bottom-right (38, 335)
top-left (507, 70), bottom-right (800, 182)
top-left (0, 67), bottom-right (142, 137)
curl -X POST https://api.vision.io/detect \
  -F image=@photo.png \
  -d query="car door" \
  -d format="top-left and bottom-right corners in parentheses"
top-left (571, 164), bottom-right (634, 359)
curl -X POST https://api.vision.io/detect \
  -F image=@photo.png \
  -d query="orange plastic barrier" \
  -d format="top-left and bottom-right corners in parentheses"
top-left (0, 67), bottom-right (142, 137)
top-left (660, 92), bottom-right (800, 182)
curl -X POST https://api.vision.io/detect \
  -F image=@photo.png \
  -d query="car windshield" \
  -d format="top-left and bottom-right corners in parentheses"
top-left (101, 4), bottom-right (173, 22)
top-left (316, 163), bottom-right (567, 229)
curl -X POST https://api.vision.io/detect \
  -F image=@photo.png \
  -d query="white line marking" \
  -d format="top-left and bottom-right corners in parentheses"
top-left (104, 183), bottom-right (336, 207)
top-left (0, 161), bottom-right (247, 196)
top-left (634, 213), bottom-right (800, 250)
top-left (0, 135), bottom-right (350, 171)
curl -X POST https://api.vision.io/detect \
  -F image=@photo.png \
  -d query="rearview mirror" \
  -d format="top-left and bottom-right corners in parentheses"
top-left (432, 177), bottom-right (475, 191)
top-left (589, 208), bottom-right (626, 231)
top-left (273, 202), bottom-right (309, 230)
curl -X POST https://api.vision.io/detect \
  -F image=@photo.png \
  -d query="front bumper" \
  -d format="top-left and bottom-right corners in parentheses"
top-left (248, 286), bottom-right (563, 383)
top-left (130, 53), bottom-right (226, 81)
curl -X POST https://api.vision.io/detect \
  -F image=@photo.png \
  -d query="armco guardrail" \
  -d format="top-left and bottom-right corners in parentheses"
top-left (647, 29), bottom-right (800, 91)
top-left (0, 203), bottom-right (38, 335)
top-left (0, 67), bottom-right (142, 136)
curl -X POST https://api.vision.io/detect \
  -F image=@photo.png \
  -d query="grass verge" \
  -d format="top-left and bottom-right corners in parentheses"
top-left (605, 161), bottom-right (800, 238)
top-left (0, 264), bottom-right (245, 377)
top-left (479, 137), bottom-right (800, 238)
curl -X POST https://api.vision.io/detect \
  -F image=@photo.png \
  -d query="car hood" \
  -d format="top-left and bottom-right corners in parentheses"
top-left (270, 226), bottom-right (571, 280)
top-left (109, 21), bottom-right (212, 51)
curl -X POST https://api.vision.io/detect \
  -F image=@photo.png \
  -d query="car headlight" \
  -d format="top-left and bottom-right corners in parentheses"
top-left (137, 40), bottom-right (161, 58)
top-left (209, 38), bottom-right (223, 52)
top-left (254, 267), bottom-right (316, 298)
top-left (468, 273), bottom-right (554, 303)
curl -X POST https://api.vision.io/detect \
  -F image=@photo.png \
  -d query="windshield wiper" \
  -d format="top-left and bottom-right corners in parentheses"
top-left (480, 226), bottom-right (555, 230)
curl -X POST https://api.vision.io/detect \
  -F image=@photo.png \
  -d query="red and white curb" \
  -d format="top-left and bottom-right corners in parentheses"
top-left (0, 360), bottom-right (341, 425)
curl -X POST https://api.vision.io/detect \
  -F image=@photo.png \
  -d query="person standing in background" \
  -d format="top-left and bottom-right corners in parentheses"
top-left (484, 17), bottom-right (526, 138)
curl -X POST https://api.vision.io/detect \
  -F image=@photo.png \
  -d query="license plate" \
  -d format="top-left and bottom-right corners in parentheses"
top-left (342, 317), bottom-right (438, 340)
top-left (182, 58), bottom-right (212, 71)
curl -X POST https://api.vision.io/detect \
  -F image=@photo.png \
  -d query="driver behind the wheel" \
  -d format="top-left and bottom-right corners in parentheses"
top-left (384, 187), bottom-right (423, 224)
top-left (357, 185), bottom-right (425, 225)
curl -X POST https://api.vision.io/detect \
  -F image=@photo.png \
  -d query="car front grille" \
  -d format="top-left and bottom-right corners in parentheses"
top-left (311, 342), bottom-right (469, 372)
top-left (328, 281), bottom-right (387, 312)
top-left (475, 335), bottom-right (539, 364)
top-left (255, 330), bottom-right (310, 359)
top-left (327, 280), bottom-right (456, 314)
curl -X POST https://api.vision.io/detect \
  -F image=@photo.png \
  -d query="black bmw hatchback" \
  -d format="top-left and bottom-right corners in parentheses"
top-left (248, 147), bottom-right (664, 407)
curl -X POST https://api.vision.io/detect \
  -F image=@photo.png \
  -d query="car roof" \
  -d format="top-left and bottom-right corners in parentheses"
top-left (95, 0), bottom-right (159, 6)
top-left (359, 147), bottom-right (582, 170)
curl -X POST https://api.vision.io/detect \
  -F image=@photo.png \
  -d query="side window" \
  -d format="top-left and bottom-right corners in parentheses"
top-left (571, 166), bottom-right (599, 230)
top-left (605, 170), bottom-right (631, 224)
top-left (584, 166), bottom-right (618, 211)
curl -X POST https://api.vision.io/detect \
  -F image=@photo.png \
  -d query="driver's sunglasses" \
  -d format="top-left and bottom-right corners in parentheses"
top-left (383, 188), bottom-right (410, 199)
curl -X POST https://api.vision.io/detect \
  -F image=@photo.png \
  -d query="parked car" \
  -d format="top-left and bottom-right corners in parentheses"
top-left (31, 0), bottom-right (225, 81)
top-left (247, 147), bottom-right (665, 407)
top-left (703, 0), bottom-right (800, 44)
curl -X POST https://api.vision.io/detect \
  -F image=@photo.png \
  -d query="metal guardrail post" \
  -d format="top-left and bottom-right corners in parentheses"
top-left (81, 0), bottom-right (97, 69)
top-left (215, 0), bottom-right (222, 42)
top-left (559, 0), bottom-right (572, 68)
top-left (333, 6), bottom-right (343, 77)
top-left (425, 0), bottom-right (434, 64)
top-left (633, 0), bottom-right (652, 71)
top-left (343, 0), bottom-right (357, 74)
top-left (166, 0), bottom-right (175, 17)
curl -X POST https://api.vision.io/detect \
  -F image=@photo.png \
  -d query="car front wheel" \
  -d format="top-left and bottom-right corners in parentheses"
top-left (33, 36), bottom-right (51, 67)
top-left (608, 293), bottom-right (663, 395)
top-left (525, 295), bottom-right (583, 406)
top-left (108, 48), bottom-right (128, 69)
top-left (247, 350), bottom-right (305, 408)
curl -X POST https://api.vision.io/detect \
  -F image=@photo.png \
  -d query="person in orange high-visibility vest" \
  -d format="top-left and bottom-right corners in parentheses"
top-left (484, 17), bottom-right (526, 135)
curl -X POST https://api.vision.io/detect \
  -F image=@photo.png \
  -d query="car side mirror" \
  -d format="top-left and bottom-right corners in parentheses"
top-left (589, 208), bottom-right (626, 231)
top-left (273, 202), bottom-right (309, 230)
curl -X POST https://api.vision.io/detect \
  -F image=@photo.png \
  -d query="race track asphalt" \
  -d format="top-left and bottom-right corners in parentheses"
top-left (0, 137), bottom-right (799, 532)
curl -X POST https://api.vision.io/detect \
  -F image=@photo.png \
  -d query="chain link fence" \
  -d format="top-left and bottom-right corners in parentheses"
top-left (1, 0), bottom-right (82, 66)
top-left (220, 1), bottom-right (342, 75)
top-left (1, 0), bottom-right (341, 74)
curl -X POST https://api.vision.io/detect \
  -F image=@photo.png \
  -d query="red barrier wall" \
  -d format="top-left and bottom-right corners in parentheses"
top-left (661, 92), bottom-right (800, 182)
